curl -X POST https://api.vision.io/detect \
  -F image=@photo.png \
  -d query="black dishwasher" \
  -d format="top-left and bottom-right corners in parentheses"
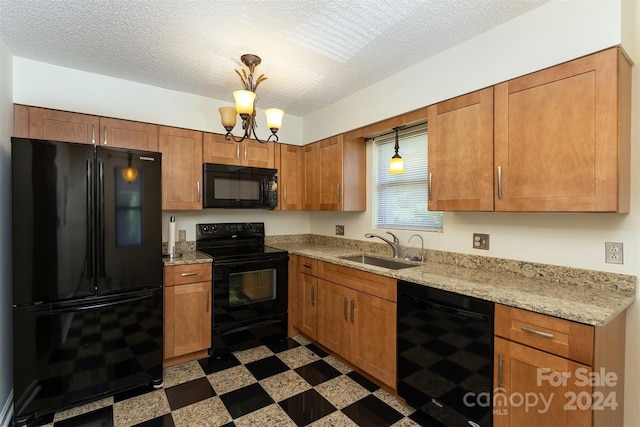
top-left (397, 281), bottom-right (494, 427)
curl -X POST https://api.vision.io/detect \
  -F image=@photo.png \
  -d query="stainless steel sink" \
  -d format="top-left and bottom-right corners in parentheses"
top-left (339, 254), bottom-right (416, 270)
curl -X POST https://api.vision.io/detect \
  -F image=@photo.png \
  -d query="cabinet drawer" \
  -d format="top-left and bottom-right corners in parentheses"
top-left (164, 263), bottom-right (212, 286)
top-left (318, 261), bottom-right (396, 302)
top-left (298, 256), bottom-right (318, 276)
top-left (494, 304), bottom-right (593, 365)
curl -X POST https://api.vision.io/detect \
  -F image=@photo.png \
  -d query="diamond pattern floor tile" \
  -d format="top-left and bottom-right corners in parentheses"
top-left (47, 336), bottom-right (419, 427)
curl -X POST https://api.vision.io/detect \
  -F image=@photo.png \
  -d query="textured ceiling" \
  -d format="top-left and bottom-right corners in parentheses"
top-left (0, 0), bottom-right (548, 117)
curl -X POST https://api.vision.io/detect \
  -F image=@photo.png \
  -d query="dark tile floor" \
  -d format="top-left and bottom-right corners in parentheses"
top-left (42, 336), bottom-right (430, 427)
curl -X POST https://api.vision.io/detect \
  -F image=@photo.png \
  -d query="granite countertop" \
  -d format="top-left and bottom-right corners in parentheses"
top-left (162, 250), bottom-right (212, 266)
top-left (269, 241), bottom-right (636, 327)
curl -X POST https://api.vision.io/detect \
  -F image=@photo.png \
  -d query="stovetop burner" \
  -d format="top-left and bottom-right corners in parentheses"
top-left (195, 222), bottom-right (287, 262)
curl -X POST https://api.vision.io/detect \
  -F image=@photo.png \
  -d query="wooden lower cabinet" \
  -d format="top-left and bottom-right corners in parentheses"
top-left (164, 264), bottom-right (212, 367)
top-left (317, 278), bottom-right (351, 355)
top-left (288, 256), bottom-right (397, 388)
top-left (493, 304), bottom-right (626, 426)
top-left (316, 262), bottom-right (397, 388)
top-left (494, 337), bottom-right (592, 426)
top-left (299, 272), bottom-right (318, 340)
top-left (289, 255), bottom-right (319, 339)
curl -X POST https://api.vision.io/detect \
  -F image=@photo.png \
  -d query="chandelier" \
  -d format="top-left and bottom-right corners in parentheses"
top-left (218, 54), bottom-right (284, 144)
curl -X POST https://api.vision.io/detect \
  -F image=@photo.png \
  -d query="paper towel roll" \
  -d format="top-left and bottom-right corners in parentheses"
top-left (168, 216), bottom-right (176, 255)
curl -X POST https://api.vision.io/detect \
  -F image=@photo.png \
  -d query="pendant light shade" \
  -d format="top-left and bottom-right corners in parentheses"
top-left (388, 127), bottom-right (405, 174)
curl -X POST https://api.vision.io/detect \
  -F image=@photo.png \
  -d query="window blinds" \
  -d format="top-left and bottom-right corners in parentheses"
top-left (374, 124), bottom-right (443, 231)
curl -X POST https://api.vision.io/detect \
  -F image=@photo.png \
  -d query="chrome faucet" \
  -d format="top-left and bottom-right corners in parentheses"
top-left (409, 234), bottom-right (424, 262)
top-left (365, 232), bottom-right (401, 258)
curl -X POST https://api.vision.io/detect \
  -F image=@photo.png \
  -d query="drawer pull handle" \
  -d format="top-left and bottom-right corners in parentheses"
top-left (303, 264), bottom-right (312, 269)
top-left (521, 326), bottom-right (554, 339)
top-left (181, 272), bottom-right (198, 277)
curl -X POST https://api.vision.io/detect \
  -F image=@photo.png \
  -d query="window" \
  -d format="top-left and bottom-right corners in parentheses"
top-left (374, 123), bottom-right (442, 231)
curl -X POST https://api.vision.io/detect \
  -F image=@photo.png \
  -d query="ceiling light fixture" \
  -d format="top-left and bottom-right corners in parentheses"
top-left (218, 54), bottom-right (284, 144)
top-left (388, 126), bottom-right (405, 174)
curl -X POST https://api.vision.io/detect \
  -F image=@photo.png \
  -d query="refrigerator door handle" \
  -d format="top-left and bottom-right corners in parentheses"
top-left (86, 159), bottom-right (95, 281)
top-left (97, 160), bottom-right (105, 286)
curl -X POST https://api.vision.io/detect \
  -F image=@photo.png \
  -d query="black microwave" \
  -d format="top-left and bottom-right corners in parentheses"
top-left (202, 163), bottom-right (278, 209)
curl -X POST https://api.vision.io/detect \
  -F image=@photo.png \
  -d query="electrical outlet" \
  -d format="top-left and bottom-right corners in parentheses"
top-left (473, 233), bottom-right (490, 250)
top-left (605, 242), bottom-right (623, 264)
top-left (178, 230), bottom-right (186, 242)
top-left (335, 225), bottom-right (345, 236)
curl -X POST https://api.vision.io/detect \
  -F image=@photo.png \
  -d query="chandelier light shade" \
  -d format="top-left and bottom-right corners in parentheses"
top-left (389, 126), bottom-right (405, 174)
top-left (218, 106), bottom-right (237, 128)
top-left (265, 108), bottom-right (284, 129)
top-left (219, 54), bottom-right (284, 143)
top-left (233, 90), bottom-right (256, 115)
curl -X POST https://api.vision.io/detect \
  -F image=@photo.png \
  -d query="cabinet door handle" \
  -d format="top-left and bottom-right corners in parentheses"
top-left (311, 285), bottom-right (315, 306)
top-left (350, 299), bottom-right (354, 323)
top-left (236, 144), bottom-right (240, 160)
top-left (181, 272), bottom-right (198, 277)
top-left (343, 297), bottom-right (348, 321)
top-left (428, 173), bottom-right (433, 200)
top-left (103, 126), bottom-right (108, 145)
top-left (336, 184), bottom-right (341, 203)
top-left (244, 145), bottom-right (247, 161)
top-left (497, 166), bottom-right (503, 199)
top-left (197, 181), bottom-right (201, 202)
top-left (283, 186), bottom-right (287, 204)
top-left (498, 354), bottom-right (503, 390)
top-left (91, 124), bottom-right (96, 145)
top-left (206, 291), bottom-right (210, 313)
top-left (521, 326), bottom-right (554, 339)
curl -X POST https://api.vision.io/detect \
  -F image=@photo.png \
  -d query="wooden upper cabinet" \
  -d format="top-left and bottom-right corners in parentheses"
top-left (494, 47), bottom-right (631, 212)
top-left (243, 138), bottom-right (275, 168)
top-left (317, 135), bottom-right (344, 210)
top-left (99, 117), bottom-right (159, 151)
top-left (427, 87), bottom-right (494, 211)
top-left (303, 143), bottom-right (318, 210)
top-left (14, 105), bottom-right (159, 151)
top-left (15, 105), bottom-right (99, 144)
top-left (159, 126), bottom-right (203, 210)
top-left (314, 135), bottom-right (366, 211)
top-left (203, 132), bottom-right (274, 168)
top-left (276, 143), bottom-right (304, 210)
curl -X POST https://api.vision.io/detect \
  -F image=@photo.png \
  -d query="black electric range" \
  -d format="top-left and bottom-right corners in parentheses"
top-left (196, 222), bottom-right (289, 356)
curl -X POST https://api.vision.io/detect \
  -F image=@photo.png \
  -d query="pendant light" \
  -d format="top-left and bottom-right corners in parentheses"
top-left (388, 126), bottom-right (405, 174)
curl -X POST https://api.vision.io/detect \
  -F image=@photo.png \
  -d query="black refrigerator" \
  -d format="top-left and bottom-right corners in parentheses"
top-left (11, 138), bottom-right (163, 426)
